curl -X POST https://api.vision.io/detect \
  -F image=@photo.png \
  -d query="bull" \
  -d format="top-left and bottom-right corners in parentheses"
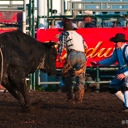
top-left (0, 30), bottom-right (57, 112)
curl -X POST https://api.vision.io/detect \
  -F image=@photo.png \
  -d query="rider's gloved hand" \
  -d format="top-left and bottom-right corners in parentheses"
top-left (90, 61), bottom-right (99, 67)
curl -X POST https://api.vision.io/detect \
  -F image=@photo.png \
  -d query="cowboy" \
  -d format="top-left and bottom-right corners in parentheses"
top-left (91, 33), bottom-right (128, 112)
top-left (58, 20), bottom-right (88, 103)
top-left (83, 10), bottom-right (96, 28)
top-left (72, 10), bottom-right (96, 28)
top-left (54, 11), bottom-right (78, 29)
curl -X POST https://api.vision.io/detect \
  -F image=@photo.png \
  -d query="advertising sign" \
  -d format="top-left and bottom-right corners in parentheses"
top-left (0, 12), bottom-right (22, 23)
top-left (37, 28), bottom-right (128, 68)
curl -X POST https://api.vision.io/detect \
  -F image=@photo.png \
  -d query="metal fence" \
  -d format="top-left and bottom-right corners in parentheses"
top-left (28, 66), bottom-right (118, 91)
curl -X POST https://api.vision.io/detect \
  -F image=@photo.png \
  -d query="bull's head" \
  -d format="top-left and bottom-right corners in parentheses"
top-left (40, 42), bottom-right (57, 76)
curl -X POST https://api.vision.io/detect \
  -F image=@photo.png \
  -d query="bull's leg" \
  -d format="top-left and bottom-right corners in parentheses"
top-left (14, 79), bottom-right (31, 112)
top-left (8, 70), bottom-right (31, 112)
top-left (20, 83), bottom-right (31, 112)
top-left (2, 78), bottom-right (24, 107)
top-left (6, 87), bottom-right (24, 107)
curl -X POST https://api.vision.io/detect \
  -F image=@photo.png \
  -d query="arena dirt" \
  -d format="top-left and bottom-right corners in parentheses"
top-left (0, 90), bottom-right (127, 128)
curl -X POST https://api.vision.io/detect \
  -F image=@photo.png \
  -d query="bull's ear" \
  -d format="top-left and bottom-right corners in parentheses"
top-left (44, 41), bottom-right (58, 48)
top-left (49, 42), bottom-right (57, 47)
top-left (51, 44), bottom-right (56, 48)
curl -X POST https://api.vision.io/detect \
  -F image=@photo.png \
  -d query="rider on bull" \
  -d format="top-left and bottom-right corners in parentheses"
top-left (58, 20), bottom-right (88, 103)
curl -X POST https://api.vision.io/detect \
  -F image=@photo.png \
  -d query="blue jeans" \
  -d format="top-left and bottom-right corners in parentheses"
top-left (63, 51), bottom-right (86, 88)
top-left (109, 67), bottom-right (128, 91)
top-left (109, 77), bottom-right (124, 91)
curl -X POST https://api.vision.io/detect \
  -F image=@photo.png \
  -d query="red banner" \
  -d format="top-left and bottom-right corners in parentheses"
top-left (36, 28), bottom-right (128, 68)
top-left (0, 12), bottom-right (22, 23)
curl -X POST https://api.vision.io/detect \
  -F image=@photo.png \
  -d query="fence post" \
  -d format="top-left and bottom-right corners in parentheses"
top-left (96, 66), bottom-right (100, 92)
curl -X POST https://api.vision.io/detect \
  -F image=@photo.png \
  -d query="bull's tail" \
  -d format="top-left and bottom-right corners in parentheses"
top-left (0, 47), bottom-right (3, 84)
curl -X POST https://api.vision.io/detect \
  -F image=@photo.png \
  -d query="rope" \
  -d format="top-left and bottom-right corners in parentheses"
top-left (0, 47), bottom-right (3, 85)
top-left (37, 54), bottom-right (45, 69)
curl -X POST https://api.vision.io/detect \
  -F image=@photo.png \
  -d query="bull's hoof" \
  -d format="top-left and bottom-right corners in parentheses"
top-left (21, 105), bottom-right (31, 113)
top-left (31, 99), bottom-right (43, 109)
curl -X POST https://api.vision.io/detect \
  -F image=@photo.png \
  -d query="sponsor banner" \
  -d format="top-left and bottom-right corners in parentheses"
top-left (37, 28), bottom-right (128, 68)
top-left (0, 12), bottom-right (22, 23)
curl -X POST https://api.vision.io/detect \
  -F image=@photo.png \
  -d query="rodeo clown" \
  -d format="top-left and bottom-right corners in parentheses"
top-left (91, 33), bottom-right (128, 112)
top-left (57, 19), bottom-right (88, 103)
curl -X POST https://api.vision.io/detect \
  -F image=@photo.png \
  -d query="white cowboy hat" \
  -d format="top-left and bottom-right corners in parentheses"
top-left (62, 10), bottom-right (73, 19)
top-left (64, 10), bottom-right (72, 15)
top-left (84, 10), bottom-right (93, 16)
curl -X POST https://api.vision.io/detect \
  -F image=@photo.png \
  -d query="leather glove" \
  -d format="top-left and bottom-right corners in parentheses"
top-left (90, 61), bottom-right (99, 67)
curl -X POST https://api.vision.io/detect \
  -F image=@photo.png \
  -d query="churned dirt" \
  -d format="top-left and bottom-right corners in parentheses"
top-left (0, 89), bottom-right (127, 128)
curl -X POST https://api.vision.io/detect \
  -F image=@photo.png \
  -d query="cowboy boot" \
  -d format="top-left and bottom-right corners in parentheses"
top-left (66, 85), bottom-right (75, 103)
top-left (62, 76), bottom-right (75, 103)
top-left (74, 85), bottom-right (85, 103)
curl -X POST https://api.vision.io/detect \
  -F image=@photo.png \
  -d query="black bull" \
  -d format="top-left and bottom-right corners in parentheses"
top-left (0, 30), bottom-right (57, 111)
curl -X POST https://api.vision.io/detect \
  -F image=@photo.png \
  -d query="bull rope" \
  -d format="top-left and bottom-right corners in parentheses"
top-left (0, 47), bottom-right (3, 85)
top-left (37, 54), bottom-right (45, 69)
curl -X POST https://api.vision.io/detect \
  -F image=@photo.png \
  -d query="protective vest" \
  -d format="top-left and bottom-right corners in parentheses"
top-left (66, 31), bottom-right (85, 52)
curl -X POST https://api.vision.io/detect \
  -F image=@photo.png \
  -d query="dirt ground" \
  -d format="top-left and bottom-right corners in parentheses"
top-left (0, 89), bottom-right (127, 128)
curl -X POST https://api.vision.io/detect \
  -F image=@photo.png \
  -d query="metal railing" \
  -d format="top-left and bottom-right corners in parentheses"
top-left (0, 0), bottom-right (24, 11)
top-left (0, 0), bottom-right (27, 33)
top-left (33, 66), bottom-right (118, 91)
top-left (67, 1), bottom-right (128, 13)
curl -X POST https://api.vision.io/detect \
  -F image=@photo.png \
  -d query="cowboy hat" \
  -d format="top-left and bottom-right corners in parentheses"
top-left (110, 33), bottom-right (128, 43)
top-left (64, 10), bottom-right (72, 16)
top-left (63, 21), bottom-right (73, 30)
top-left (84, 10), bottom-right (93, 16)
top-left (61, 10), bottom-right (73, 20)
